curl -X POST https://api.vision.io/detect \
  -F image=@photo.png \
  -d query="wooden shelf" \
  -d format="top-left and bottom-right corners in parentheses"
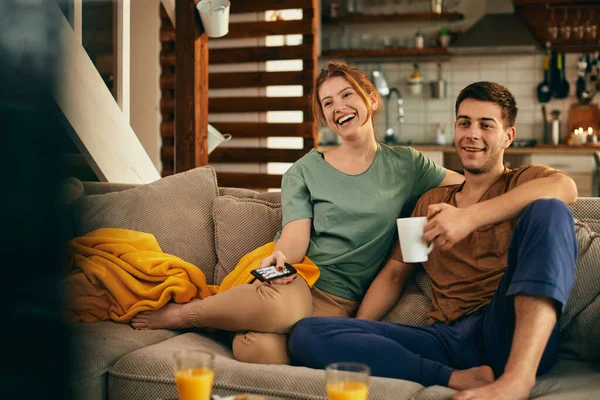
top-left (322, 12), bottom-right (464, 24)
top-left (321, 47), bottom-right (449, 59)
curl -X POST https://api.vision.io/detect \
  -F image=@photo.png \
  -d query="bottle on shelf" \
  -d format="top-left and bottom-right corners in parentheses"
top-left (415, 29), bottom-right (424, 49)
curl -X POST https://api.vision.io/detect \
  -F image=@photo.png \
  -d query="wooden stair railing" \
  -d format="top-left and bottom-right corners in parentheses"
top-left (160, 0), bottom-right (318, 190)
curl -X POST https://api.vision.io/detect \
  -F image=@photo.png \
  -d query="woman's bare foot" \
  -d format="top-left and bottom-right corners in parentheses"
top-left (451, 373), bottom-right (535, 400)
top-left (448, 366), bottom-right (495, 392)
top-left (130, 302), bottom-right (192, 330)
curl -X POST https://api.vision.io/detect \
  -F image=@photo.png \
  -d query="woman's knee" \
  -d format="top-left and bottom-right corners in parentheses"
top-left (232, 332), bottom-right (290, 365)
top-left (255, 279), bottom-right (312, 331)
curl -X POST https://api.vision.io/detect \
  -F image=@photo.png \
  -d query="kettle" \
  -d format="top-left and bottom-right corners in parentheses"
top-left (430, 63), bottom-right (447, 99)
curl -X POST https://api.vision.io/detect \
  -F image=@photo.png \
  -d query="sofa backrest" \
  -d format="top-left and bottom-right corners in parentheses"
top-left (59, 173), bottom-right (600, 361)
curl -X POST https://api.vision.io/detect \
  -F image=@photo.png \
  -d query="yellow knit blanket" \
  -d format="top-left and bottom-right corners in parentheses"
top-left (63, 228), bottom-right (320, 323)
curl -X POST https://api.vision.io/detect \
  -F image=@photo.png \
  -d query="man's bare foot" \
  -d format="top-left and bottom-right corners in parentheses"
top-left (451, 373), bottom-right (535, 400)
top-left (130, 302), bottom-right (192, 330)
top-left (448, 366), bottom-right (495, 392)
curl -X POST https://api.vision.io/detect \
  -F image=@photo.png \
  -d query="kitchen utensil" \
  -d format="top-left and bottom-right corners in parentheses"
top-left (430, 63), bottom-right (447, 99)
top-left (576, 54), bottom-right (588, 103)
top-left (549, 50), bottom-right (561, 96)
top-left (384, 88), bottom-right (403, 144)
top-left (554, 53), bottom-right (570, 99)
top-left (541, 105), bottom-right (548, 123)
top-left (549, 109), bottom-right (561, 145)
top-left (537, 47), bottom-right (552, 103)
top-left (372, 69), bottom-right (398, 143)
top-left (371, 69), bottom-right (389, 97)
top-left (589, 52), bottom-right (599, 91)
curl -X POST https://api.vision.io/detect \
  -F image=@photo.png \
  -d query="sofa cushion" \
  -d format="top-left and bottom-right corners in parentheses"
top-left (69, 321), bottom-right (178, 400)
top-left (108, 332), bottom-right (424, 400)
top-left (213, 195), bottom-right (282, 284)
top-left (219, 187), bottom-right (281, 204)
top-left (559, 219), bottom-right (600, 361)
top-left (569, 198), bottom-right (600, 220)
top-left (72, 166), bottom-right (219, 284)
top-left (382, 281), bottom-right (431, 326)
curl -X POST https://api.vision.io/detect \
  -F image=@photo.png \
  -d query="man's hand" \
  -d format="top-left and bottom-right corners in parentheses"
top-left (258, 250), bottom-right (297, 285)
top-left (423, 203), bottom-right (476, 250)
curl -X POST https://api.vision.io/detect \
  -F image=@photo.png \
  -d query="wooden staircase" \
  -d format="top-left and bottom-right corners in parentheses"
top-left (159, 0), bottom-right (319, 190)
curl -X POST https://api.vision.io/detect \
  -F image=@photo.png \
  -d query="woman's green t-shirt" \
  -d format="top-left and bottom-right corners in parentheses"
top-left (276, 143), bottom-right (446, 301)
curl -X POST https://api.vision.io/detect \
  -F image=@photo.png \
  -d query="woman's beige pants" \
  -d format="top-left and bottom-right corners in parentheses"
top-left (185, 277), bottom-right (359, 364)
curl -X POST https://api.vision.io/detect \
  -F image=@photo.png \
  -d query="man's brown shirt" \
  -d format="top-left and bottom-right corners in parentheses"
top-left (391, 165), bottom-right (566, 324)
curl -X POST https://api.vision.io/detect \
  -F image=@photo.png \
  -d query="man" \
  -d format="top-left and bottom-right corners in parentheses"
top-left (288, 82), bottom-right (578, 400)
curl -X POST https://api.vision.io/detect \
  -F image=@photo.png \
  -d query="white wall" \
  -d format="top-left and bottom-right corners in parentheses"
top-left (130, 0), bottom-right (161, 171)
top-left (320, 0), bottom-right (600, 144)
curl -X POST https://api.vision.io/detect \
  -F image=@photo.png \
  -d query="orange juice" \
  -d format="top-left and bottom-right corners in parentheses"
top-left (326, 381), bottom-right (368, 400)
top-left (175, 367), bottom-right (214, 400)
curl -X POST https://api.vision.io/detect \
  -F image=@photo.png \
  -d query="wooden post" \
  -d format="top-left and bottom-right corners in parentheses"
top-left (114, 0), bottom-right (131, 126)
top-left (175, 0), bottom-right (208, 172)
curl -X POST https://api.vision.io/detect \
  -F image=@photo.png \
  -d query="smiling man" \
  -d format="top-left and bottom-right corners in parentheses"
top-left (288, 82), bottom-right (579, 400)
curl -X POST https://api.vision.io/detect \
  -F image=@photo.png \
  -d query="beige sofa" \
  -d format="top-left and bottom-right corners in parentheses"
top-left (61, 166), bottom-right (600, 400)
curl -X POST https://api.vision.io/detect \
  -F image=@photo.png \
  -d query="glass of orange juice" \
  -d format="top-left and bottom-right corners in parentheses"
top-left (325, 362), bottom-right (370, 400)
top-left (173, 349), bottom-right (215, 400)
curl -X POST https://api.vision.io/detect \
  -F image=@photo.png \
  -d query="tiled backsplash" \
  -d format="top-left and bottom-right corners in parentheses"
top-left (322, 53), bottom-right (599, 144)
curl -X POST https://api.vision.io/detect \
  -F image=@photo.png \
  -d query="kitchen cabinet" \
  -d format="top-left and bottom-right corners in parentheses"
top-left (422, 151), bottom-right (444, 167)
top-left (530, 154), bottom-right (596, 196)
top-left (515, 0), bottom-right (600, 53)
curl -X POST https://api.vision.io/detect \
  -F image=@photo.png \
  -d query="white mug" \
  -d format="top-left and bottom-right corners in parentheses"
top-left (396, 217), bottom-right (433, 263)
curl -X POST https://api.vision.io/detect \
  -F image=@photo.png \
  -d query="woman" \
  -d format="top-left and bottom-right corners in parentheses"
top-left (131, 62), bottom-right (464, 364)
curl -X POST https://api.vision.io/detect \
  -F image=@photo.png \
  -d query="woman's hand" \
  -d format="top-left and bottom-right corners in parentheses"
top-left (259, 250), bottom-right (297, 285)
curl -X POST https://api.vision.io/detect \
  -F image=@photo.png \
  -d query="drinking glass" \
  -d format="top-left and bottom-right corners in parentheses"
top-left (572, 7), bottom-right (585, 41)
top-left (547, 8), bottom-right (558, 41)
top-left (325, 362), bottom-right (370, 400)
top-left (585, 9), bottom-right (597, 41)
top-left (173, 350), bottom-right (215, 400)
top-left (559, 8), bottom-right (571, 40)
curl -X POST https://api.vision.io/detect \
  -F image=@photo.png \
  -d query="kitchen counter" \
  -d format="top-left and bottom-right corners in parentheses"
top-left (317, 144), bottom-right (600, 155)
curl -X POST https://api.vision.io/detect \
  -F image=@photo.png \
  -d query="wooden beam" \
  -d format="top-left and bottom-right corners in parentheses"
top-left (161, 19), bottom-right (313, 41)
top-left (162, 71), bottom-right (314, 90)
top-left (113, 0), bottom-right (131, 125)
top-left (52, 3), bottom-right (160, 183)
top-left (216, 172), bottom-right (283, 189)
top-left (210, 148), bottom-right (306, 163)
top-left (211, 96), bottom-right (310, 113)
top-left (210, 122), bottom-right (314, 138)
top-left (161, 96), bottom-right (309, 114)
top-left (231, 0), bottom-right (314, 13)
top-left (161, 45), bottom-right (314, 66)
top-left (161, 122), bottom-right (314, 139)
top-left (210, 71), bottom-right (313, 89)
top-left (305, 0), bottom-right (319, 150)
top-left (162, 147), bottom-right (306, 163)
top-left (175, 0), bottom-right (208, 172)
top-left (210, 44), bottom-right (314, 64)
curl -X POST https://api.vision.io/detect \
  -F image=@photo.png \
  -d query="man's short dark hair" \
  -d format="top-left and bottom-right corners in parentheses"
top-left (455, 82), bottom-right (518, 129)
